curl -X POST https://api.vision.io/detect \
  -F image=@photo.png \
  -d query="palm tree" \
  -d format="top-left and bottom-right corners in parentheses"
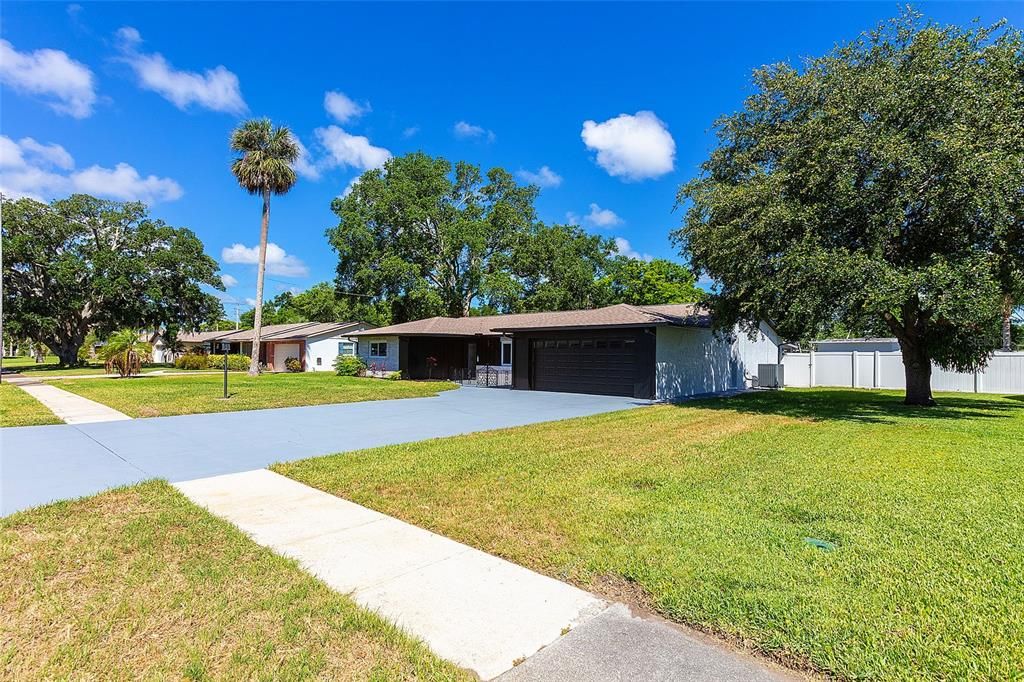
top-left (229, 119), bottom-right (300, 375)
top-left (100, 329), bottom-right (152, 378)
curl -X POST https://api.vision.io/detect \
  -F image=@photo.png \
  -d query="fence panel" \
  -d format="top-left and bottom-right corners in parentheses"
top-left (780, 350), bottom-right (1024, 394)
top-left (782, 353), bottom-right (811, 387)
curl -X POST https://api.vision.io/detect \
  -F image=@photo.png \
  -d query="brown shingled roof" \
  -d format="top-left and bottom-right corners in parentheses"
top-left (351, 303), bottom-right (709, 337)
top-left (180, 322), bottom-right (366, 344)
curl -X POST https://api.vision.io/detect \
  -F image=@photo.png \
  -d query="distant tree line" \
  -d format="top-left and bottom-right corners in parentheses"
top-left (325, 152), bottom-right (701, 325)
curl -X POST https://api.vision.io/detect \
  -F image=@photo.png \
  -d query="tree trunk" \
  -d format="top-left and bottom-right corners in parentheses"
top-left (899, 340), bottom-right (935, 406)
top-left (50, 339), bottom-right (82, 367)
top-left (249, 188), bottom-right (271, 376)
top-left (1001, 293), bottom-right (1013, 352)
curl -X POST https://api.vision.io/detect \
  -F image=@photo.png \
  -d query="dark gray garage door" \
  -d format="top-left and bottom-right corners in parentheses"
top-left (530, 336), bottom-right (638, 397)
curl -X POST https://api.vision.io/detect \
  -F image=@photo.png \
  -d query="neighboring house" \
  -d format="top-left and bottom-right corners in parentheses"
top-left (811, 338), bottom-right (901, 353)
top-left (140, 331), bottom-right (172, 364)
top-left (179, 322), bottom-right (371, 372)
top-left (351, 303), bottom-right (780, 400)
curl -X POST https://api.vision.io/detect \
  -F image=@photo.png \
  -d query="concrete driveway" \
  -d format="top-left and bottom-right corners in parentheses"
top-left (1, 387), bottom-right (645, 515)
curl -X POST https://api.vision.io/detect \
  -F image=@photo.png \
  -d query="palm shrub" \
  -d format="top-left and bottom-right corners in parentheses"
top-left (101, 330), bottom-right (152, 378)
top-left (334, 354), bottom-right (366, 376)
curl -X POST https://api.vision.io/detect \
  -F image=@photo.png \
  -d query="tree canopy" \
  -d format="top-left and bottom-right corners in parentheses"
top-left (2, 194), bottom-right (224, 366)
top-left (239, 282), bottom-right (388, 328)
top-left (329, 152), bottom-right (702, 322)
top-left (605, 257), bottom-right (702, 306)
top-left (673, 12), bottom-right (1024, 405)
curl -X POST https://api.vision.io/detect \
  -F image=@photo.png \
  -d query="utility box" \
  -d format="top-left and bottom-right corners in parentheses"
top-left (758, 363), bottom-right (785, 389)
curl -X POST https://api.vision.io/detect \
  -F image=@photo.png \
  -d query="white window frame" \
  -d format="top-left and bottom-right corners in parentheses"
top-left (338, 340), bottom-right (356, 356)
top-left (370, 341), bottom-right (388, 358)
top-left (500, 338), bottom-right (513, 366)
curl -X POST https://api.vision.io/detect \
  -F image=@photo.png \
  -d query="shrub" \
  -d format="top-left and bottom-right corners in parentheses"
top-left (101, 330), bottom-right (152, 377)
top-left (334, 354), bottom-right (366, 376)
top-left (206, 354), bottom-right (249, 371)
top-left (175, 352), bottom-right (208, 370)
top-left (385, 371), bottom-right (403, 381)
top-left (284, 357), bottom-right (302, 372)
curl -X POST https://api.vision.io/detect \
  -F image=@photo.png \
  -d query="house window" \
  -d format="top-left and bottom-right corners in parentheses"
top-left (316, 357), bottom-right (322, 366)
top-left (501, 339), bottom-right (512, 366)
top-left (338, 341), bottom-right (356, 356)
top-left (370, 342), bottom-right (388, 358)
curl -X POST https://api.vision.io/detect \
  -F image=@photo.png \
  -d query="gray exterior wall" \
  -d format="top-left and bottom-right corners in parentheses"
top-left (655, 323), bottom-right (780, 400)
top-left (356, 335), bottom-right (401, 373)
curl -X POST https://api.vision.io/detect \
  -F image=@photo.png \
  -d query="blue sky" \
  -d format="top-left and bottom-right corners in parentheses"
top-left (2, 2), bottom-right (1020, 314)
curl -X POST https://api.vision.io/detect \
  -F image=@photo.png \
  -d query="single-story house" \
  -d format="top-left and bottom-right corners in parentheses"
top-left (350, 303), bottom-right (781, 400)
top-left (811, 337), bottom-right (900, 353)
top-left (179, 321), bottom-right (371, 372)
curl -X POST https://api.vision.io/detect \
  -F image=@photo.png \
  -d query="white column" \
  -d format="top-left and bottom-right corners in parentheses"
top-left (852, 351), bottom-right (859, 388)
top-left (873, 351), bottom-right (880, 388)
top-left (809, 349), bottom-right (816, 387)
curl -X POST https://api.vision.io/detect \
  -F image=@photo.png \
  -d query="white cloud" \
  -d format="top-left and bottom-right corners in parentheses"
top-left (581, 111), bottom-right (675, 181)
top-left (291, 137), bottom-right (320, 181)
top-left (402, 126), bottom-right (420, 138)
top-left (71, 163), bottom-right (183, 203)
top-left (116, 26), bottom-right (246, 114)
top-left (324, 90), bottom-right (369, 123)
top-left (584, 203), bottom-right (622, 228)
top-left (0, 134), bottom-right (182, 203)
top-left (0, 39), bottom-right (97, 118)
top-left (221, 242), bottom-right (309, 277)
top-left (517, 165), bottom-right (562, 189)
top-left (18, 137), bottom-right (75, 170)
top-left (565, 211), bottom-right (580, 225)
top-left (315, 125), bottom-right (391, 172)
top-left (245, 297), bottom-right (258, 307)
top-left (453, 121), bottom-right (495, 142)
top-left (613, 237), bottom-right (653, 262)
top-left (220, 274), bottom-right (239, 288)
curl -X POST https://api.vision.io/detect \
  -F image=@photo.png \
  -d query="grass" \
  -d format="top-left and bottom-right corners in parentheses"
top-left (48, 373), bottom-right (457, 418)
top-left (275, 389), bottom-right (1024, 681)
top-left (3, 360), bottom-right (193, 378)
top-left (0, 481), bottom-right (469, 680)
top-left (0, 383), bottom-right (61, 427)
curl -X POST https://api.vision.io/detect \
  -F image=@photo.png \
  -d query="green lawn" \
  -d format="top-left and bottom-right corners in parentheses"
top-left (275, 389), bottom-right (1024, 680)
top-left (3, 360), bottom-right (187, 378)
top-left (0, 481), bottom-right (469, 680)
top-left (0, 382), bottom-right (61, 427)
top-left (48, 373), bottom-right (457, 417)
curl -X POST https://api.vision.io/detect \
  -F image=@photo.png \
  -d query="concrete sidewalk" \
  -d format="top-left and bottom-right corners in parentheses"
top-left (8, 378), bottom-right (131, 424)
top-left (177, 469), bottom-right (798, 682)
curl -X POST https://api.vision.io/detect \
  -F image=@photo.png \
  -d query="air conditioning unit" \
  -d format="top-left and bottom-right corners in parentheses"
top-left (757, 363), bottom-right (785, 389)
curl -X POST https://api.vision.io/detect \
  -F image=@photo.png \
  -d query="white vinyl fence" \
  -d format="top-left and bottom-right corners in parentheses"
top-left (783, 350), bottom-right (1024, 394)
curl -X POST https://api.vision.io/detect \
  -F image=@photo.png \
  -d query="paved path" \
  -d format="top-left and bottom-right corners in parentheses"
top-left (177, 469), bottom-right (796, 681)
top-left (1, 387), bottom-right (643, 515)
top-left (7, 378), bottom-right (131, 424)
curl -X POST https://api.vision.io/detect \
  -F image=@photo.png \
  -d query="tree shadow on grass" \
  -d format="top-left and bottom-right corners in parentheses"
top-left (672, 388), bottom-right (1024, 425)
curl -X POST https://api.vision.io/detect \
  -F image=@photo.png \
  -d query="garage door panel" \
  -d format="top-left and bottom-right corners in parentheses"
top-left (531, 334), bottom-right (642, 397)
